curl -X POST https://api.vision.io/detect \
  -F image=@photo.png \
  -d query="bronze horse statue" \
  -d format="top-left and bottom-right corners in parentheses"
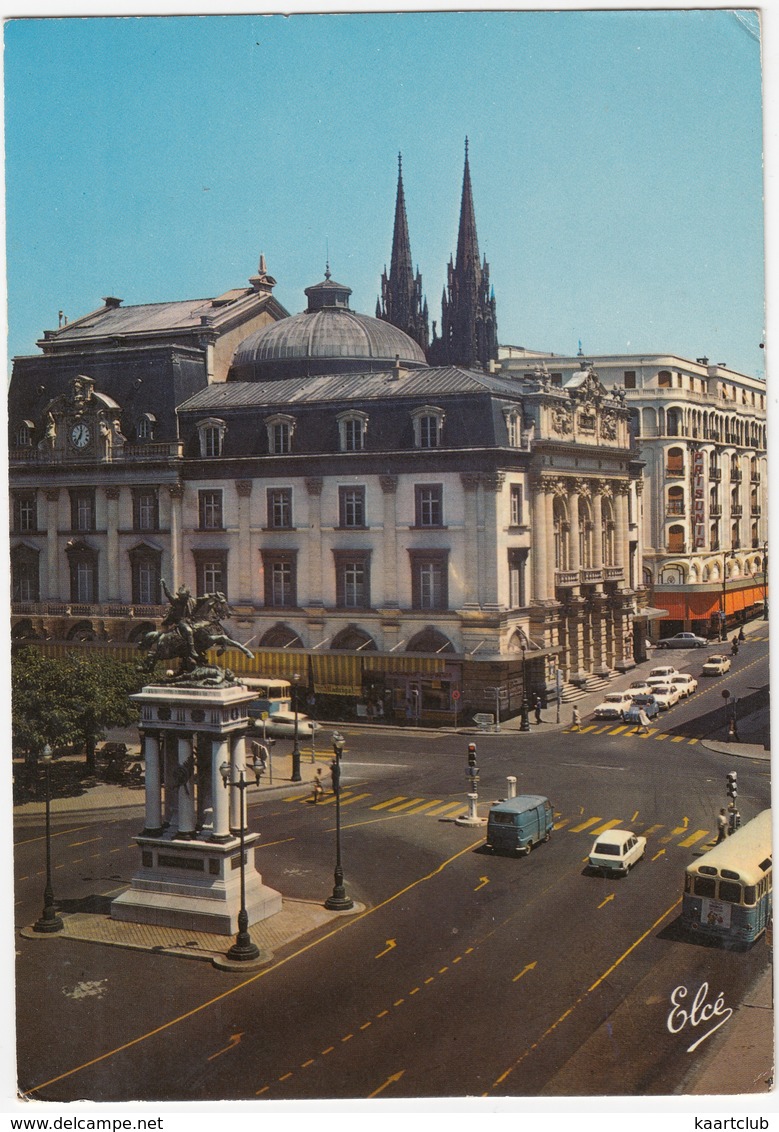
top-left (138, 590), bottom-right (253, 674)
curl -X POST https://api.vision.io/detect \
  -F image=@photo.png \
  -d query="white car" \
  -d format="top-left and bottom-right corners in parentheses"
top-left (626, 681), bottom-right (653, 699)
top-left (593, 692), bottom-right (635, 720)
top-left (647, 666), bottom-right (678, 687)
top-left (588, 829), bottom-right (647, 877)
top-left (670, 673), bottom-right (698, 697)
top-left (252, 712), bottom-right (321, 739)
top-left (649, 683), bottom-right (681, 710)
top-left (702, 654), bottom-right (732, 676)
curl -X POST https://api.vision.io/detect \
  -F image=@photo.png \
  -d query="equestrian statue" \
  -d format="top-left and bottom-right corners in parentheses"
top-left (138, 580), bottom-right (253, 685)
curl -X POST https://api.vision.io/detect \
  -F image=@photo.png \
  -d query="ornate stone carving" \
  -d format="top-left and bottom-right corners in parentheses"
top-left (168, 483), bottom-right (184, 500)
top-left (551, 405), bottom-right (573, 435)
top-left (600, 410), bottom-right (618, 440)
top-left (105, 486), bottom-right (121, 501)
top-left (482, 472), bottom-right (505, 493)
top-left (460, 472), bottom-right (481, 492)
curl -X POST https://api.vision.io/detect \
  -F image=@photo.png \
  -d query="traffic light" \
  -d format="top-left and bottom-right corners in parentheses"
top-left (726, 771), bottom-right (738, 800)
top-left (468, 743), bottom-right (477, 768)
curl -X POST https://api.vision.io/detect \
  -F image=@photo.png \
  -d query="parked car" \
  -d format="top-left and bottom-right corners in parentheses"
top-left (670, 673), bottom-right (698, 697)
top-left (625, 695), bottom-right (661, 722)
top-left (593, 691), bottom-right (635, 720)
top-left (252, 711), bottom-right (321, 739)
top-left (647, 665), bottom-right (678, 687)
top-left (649, 683), bottom-right (681, 710)
top-left (702, 653), bottom-right (732, 676)
top-left (626, 681), bottom-right (653, 699)
top-left (588, 829), bottom-right (647, 877)
top-left (657, 632), bottom-right (707, 649)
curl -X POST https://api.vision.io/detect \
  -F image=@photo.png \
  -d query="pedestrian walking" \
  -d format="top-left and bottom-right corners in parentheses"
top-left (637, 708), bottom-right (650, 735)
top-left (716, 807), bottom-right (728, 843)
top-left (731, 636), bottom-right (739, 656)
top-left (738, 625), bottom-right (746, 642)
top-left (312, 768), bottom-right (325, 803)
top-left (572, 705), bottom-right (581, 730)
top-left (534, 696), bottom-right (542, 725)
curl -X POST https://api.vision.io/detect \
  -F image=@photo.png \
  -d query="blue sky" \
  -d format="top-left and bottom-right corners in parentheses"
top-left (4, 8), bottom-right (766, 377)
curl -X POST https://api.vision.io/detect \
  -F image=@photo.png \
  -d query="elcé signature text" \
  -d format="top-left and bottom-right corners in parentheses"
top-left (666, 980), bottom-right (733, 1053)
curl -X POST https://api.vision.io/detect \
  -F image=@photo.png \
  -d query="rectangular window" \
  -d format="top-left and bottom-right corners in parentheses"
top-left (135, 559), bottom-right (158, 604)
top-left (75, 560), bottom-right (95, 603)
top-left (508, 549), bottom-right (528, 608)
top-left (203, 427), bottom-right (221, 458)
top-left (69, 489), bottom-right (96, 532)
top-left (344, 418), bottom-right (364, 452)
top-left (409, 550), bottom-right (449, 610)
top-left (333, 551), bottom-right (371, 609)
top-left (339, 486), bottom-right (366, 528)
top-left (199, 490), bottom-right (223, 530)
top-left (12, 555), bottom-right (39, 602)
top-left (14, 493), bottom-right (37, 533)
top-left (261, 551), bottom-right (297, 607)
top-left (510, 484), bottom-right (523, 527)
top-left (419, 415), bottom-right (439, 449)
top-left (132, 489), bottom-right (159, 531)
top-left (267, 488), bottom-right (293, 529)
top-left (414, 484), bottom-right (443, 528)
top-left (624, 371), bottom-right (636, 388)
top-left (271, 422), bottom-right (290, 454)
top-left (194, 557), bottom-right (225, 595)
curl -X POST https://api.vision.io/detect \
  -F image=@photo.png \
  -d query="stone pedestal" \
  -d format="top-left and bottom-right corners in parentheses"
top-left (110, 681), bottom-right (282, 936)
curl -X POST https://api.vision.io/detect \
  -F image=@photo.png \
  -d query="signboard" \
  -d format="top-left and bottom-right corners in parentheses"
top-left (692, 449), bottom-right (706, 549)
top-left (700, 897), bottom-right (732, 930)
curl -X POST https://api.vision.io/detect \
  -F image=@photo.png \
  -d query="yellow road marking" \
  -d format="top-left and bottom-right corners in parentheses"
top-left (67, 837), bottom-right (101, 848)
top-left (593, 725), bottom-right (613, 734)
top-left (578, 724), bottom-right (597, 734)
top-left (405, 799), bottom-right (443, 814)
top-left (387, 798), bottom-right (426, 812)
top-left (643, 824), bottom-right (663, 837)
top-left (425, 802), bottom-right (466, 816)
top-left (637, 728), bottom-right (659, 739)
top-left (671, 736), bottom-right (686, 743)
top-left (370, 796), bottom-right (407, 811)
top-left (338, 793), bottom-right (372, 806)
top-left (608, 725), bottom-right (629, 735)
top-left (569, 817), bottom-right (601, 833)
top-left (653, 733), bottom-right (669, 741)
top-left (590, 819), bottom-right (623, 836)
top-left (678, 829), bottom-right (710, 848)
top-left (687, 738), bottom-right (699, 745)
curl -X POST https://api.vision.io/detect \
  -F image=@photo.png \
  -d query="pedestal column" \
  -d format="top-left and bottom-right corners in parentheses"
top-left (211, 736), bottom-right (230, 841)
top-left (175, 735), bottom-right (196, 838)
top-left (168, 483), bottom-right (184, 589)
top-left (141, 730), bottom-right (163, 836)
top-left (531, 478), bottom-right (549, 602)
top-left (615, 483), bottom-right (629, 570)
top-left (229, 733), bottom-right (248, 833)
top-left (45, 490), bottom-right (60, 601)
top-left (481, 473), bottom-right (504, 607)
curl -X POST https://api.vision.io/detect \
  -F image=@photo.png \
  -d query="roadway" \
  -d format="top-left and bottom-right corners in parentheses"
top-left (13, 635), bottom-right (771, 1102)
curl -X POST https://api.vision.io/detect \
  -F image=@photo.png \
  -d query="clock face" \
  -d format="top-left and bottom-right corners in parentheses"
top-left (70, 421), bottom-right (91, 449)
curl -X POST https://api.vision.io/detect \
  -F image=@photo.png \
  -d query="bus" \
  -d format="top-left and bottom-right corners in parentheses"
top-left (681, 808), bottom-right (772, 947)
top-left (240, 678), bottom-right (292, 717)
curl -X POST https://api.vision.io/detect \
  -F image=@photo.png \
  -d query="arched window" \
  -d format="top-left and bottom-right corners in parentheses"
top-left (407, 627), bottom-right (454, 654)
top-left (259, 624), bottom-right (304, 648)
top-left (667, 486), bottom-right (685, 516)
top-left (667, 525), bottom-right (685, 553)
top-left (658, 370), bottom-right (672, 388)
top-left (331, 626), bottom-right (376, 651)
top-left (666, 447), bottom-right (684, 476)
top-left (411, 405), bottom-right (445, 449)
top-left (196, 417), bottom-right (226, 458)
top-left (553, 496), bottom-right (569, 570)
top-left (265, 413), bottom-right (296, 455)
top-left (15, 420), bottom-right (34, 447)
top-left (337, 410), bottom-right (368, 452)
top-left (666, 408), bottom-right (682, 436)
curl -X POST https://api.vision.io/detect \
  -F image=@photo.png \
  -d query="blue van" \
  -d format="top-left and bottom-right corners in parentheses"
top-left (486, 794), bottom-right (554, 856)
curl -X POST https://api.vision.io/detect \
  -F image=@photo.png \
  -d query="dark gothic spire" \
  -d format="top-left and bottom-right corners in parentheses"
top-left (377, 153), bottom-right (429, 352)
top-left (428, 139), bottom-right (498, 371)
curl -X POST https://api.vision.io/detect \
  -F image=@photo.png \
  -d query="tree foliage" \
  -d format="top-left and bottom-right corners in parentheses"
top-left (11, 649), bottom-right (146, 771)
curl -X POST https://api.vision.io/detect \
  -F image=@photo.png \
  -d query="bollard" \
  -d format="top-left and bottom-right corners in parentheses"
top-left (507, 775), bottom-right (517, 799)
top-left (466, 792), bottom-right (479, 822)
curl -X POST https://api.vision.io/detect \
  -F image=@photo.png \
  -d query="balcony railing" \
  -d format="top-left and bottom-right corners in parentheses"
top-left (10, 441), bottom-right (183, 465)
top-left (751, 473), bottom-right (761, 483)
top-left (12, 601), bottom-right (167, 619)
top-left (580, 568), bottom-right (604, 584)
top-left (731, 504), bottom-right (743, 517)
top-left (604, 566), bottom-right (624, 581)
top-left (709, 467), bottom-right (722, 480)
top-left (665, 503), bottom-right (686, 516)
top-left (555, 570), bottom-right (579, 587)
top-left (730, 469), bottom-right (742, 482)
top-left (665, 465), bottom-right (686, 478)
top-left (666, 543), bottom-right (687, 554)
top-left (751, 504), bottom-right (762, 516)
top-left (709, 502), bottom-right (722, 516)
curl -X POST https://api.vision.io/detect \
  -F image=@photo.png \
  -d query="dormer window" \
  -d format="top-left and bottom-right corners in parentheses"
top-left (337, 410), bottom-right (368, 452)
top-left (503, 408), bottom-right (522, 447)
top-left (411, 405), bottom-right (445, 449)
top-left (265, 413), bottom-right (296, 455)
top-left (137, 413), bottom-right (156, 441)
top-left (196, 417), bottom-right (227, 458)
top-left (15, 421), bottom-right (34, 448)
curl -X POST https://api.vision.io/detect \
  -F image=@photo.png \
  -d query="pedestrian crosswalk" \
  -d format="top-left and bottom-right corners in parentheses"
top-left (565, 722), bottom-right (701, 745)
top-left (284, 789), bottom-right (714, 849)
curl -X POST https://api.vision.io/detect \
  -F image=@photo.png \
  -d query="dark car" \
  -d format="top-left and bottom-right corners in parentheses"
top-left (657, 632), bottom-right (707, 649)
top-left (624, 695), bottom-right (661, 723)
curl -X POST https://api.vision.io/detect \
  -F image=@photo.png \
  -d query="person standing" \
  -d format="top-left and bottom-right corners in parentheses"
top-left (534, 696), bottom-right (543, 725)
top-left (572, 705), bottom-right (581, 730)
top-left (716, 807), bottom-right (729, 843)
top-left (637, 707), bottom-right (650, 735)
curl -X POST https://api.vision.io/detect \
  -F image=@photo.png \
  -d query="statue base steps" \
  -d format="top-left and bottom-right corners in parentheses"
top-left (110, 831), bottom-right (282, 936)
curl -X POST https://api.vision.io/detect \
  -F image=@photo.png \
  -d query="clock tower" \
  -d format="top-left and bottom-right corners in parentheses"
top-left (42, 375), bottom-right (125, 460)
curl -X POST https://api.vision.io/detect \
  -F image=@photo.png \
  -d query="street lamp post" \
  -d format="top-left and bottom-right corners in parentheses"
top-left (219, 761), bottom-right (260, 962)
top-left (291, 672), bottom-right (302, 782)
top-left (324, 732), bottom-right (354, 911)
top-left (519, 647), bottom-right (531, 733)
top-left (720, 547), bottom-right (736, 642)
top-left (33, 745), bottom-right (63, 934)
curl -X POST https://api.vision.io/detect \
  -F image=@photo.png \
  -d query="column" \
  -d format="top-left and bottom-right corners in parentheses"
top-left (531, 479), bottom-right (548, 602)
top-left (229, 732), bottom-right (247, 833)
top-left (461, 474), bottom-right (481, 606)
top-left (615, 483), bottom-right (630, 570)
top-left (105, 487), bottom-right (120, 602)
top-left (210, 736), bottom-right (230, 841)
top-left (168, 484), bottom-right (184, 589)
top-left (196, 734), bottom-right (213, 835)
top-left (45, 489), bottom-right (60, 601)
top-left (592, 484), bottom-right (603, 572)
top-left (141, 730), bottom-right (163, 836)
top-left (305, 477), bottom-right (323, 606)
top-left (379, 475), bottom-right (398, 606)
top-left (236, 480), bottom-right (253, 604)
top-left (568, 487), bottom-right (581, 573)
top-left (176, 734), bottom-right (196, 838)
top-left (481, 473), bottom-right (504, 608)
top-left (544, 487), bottom-right (556, 590)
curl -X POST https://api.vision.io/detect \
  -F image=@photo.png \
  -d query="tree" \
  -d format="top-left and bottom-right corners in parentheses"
top-left (11, 648), bottom-right (147, 773)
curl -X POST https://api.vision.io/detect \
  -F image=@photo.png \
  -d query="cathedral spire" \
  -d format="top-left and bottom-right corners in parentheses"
top-left (428, 139), bottom-right (498, 371)
top-left (377, 153), bottom-right (429, 352)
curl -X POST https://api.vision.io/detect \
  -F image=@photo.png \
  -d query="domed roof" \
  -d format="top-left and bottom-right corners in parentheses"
top-left (230, 270), bottom-right (427, 381)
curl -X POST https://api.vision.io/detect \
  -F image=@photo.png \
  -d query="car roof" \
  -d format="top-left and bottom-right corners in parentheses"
top-left (491, 794), bottom-right (550, 814)
top-left (593, 829), bottom-right (635, 844)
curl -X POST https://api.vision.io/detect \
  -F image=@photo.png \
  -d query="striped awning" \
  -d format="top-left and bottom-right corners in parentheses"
top-left (362, 655), bottom-right (447, 674)
top-left (311, 653), bottom-right (361, 696)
